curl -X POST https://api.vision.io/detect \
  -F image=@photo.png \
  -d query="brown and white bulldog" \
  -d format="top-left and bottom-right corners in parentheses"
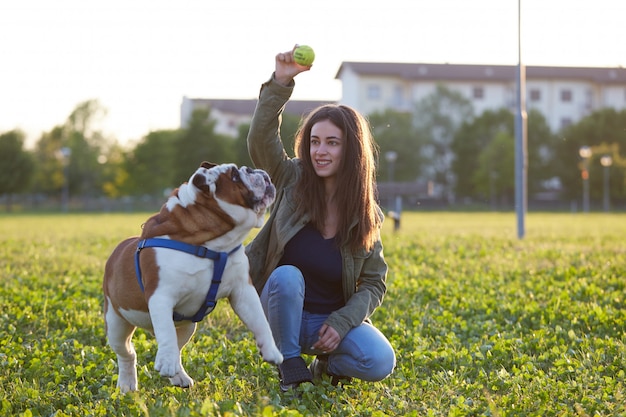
top-left (103, 161), bottom-right (282, 393)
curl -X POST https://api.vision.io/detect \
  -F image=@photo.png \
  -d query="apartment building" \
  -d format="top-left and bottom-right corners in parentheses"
top-left (336, 62), bottom-right (626, 132)
top-left (181, 62), bottom-right (626, 135)
top-left (180, 97), bottom-right (332, 137)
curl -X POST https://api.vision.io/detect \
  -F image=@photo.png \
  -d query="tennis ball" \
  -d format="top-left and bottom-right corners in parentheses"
top-left (293, 45), bottom-right (315, 66)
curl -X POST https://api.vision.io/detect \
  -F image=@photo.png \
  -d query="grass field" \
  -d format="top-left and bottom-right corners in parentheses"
top-left (0, 212), bottom-right (624, 416)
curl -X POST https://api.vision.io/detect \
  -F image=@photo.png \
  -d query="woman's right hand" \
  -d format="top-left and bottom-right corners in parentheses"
top-left (274, 45), bottom-right (312, 86)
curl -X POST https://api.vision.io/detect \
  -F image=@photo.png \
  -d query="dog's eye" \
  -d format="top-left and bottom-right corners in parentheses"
top-left (231, 169), bottom-right (241, 182)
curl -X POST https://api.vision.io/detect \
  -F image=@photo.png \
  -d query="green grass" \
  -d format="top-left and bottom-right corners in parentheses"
top-left (1, 212), bottom-right (625, 416)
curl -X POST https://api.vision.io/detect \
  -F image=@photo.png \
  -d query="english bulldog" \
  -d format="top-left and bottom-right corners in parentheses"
top-left (103, 161), bottom-right (282, 393)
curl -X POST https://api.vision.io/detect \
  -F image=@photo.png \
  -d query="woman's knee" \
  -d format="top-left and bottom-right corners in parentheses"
top-left (267, 265), bottom-right (305, 296)
top-left (366, 344), bottom-right (396, 381)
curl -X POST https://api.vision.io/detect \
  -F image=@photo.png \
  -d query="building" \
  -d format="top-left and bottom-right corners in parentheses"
top-left (335, 62), bottom-right (626, 132)
top-left (180, 97), bottom-right (332, 137)
top-left (182, 63), bottom-right (626, 136)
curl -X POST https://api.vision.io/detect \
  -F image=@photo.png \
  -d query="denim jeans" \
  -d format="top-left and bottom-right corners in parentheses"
top-left (260, 265), bottom-right (396, 381)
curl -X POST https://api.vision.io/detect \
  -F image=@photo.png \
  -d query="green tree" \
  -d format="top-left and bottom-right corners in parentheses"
top-left (123, 129), bottom-right (179, 196)
top-left (452, 108), bottom-right (512, 200)
top-left (233, 123), bottom-right (254, 168)
top-left (31, 99), bottom-right (111, 203)
top-left (452, 109), bottom-right (558, 204)
top-left (413, 84), bottom-right (474, 201)
top-left (472, 131), bottom-right (515, 207)
top-left (232, 112), bottom-right (300, 170)
top-left (64, 100), bottom-right (110, 197)
top-left (555, 108), bottom-right (626, 203)
top-left (100, 141), bottom-right (130, 199)
top-left (171, 108), bottom-right (235, 184)
top-left (526, 109), bottom-right (560, 195)
top-left (0, 130), bottom-right (35, 211)
top-left (31, 125), bottom-right (66, 197)
top-left (369, 109), bottom-right (423, 182)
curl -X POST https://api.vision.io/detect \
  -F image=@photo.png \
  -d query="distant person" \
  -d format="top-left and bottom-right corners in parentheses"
top-left (245, 46), bottom-right (396, 392)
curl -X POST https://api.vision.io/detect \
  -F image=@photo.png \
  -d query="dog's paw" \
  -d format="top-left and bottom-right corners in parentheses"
top-left (117, 367), bottom-right (138, 393)
top-left (117, 376), bottom-right (138, 393)
top-left (170, 369), bottom-right (194, 388)
top-left (154, 351), bottom-right (181, 378)
top-left (260, 344), bottom-right (283, 365)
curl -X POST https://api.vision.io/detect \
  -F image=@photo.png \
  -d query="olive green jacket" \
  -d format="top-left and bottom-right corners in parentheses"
top-left (245, 75), bottom-right (388, 339)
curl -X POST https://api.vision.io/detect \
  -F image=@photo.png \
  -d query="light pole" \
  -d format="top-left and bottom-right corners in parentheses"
top-left (59, 147), bottom-right (71, 213)
top-left (385, 151), bottom-right (397, 183)
top-left (579, 146), bottom-right (592, 213)
top-left (600, 155), bottom-right (613, 212)
top-left (385, 151), bottom-right (400, 231)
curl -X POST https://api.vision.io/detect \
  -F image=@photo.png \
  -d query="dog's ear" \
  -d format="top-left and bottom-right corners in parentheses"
top-left (201, 161), bottom-right (217, 169)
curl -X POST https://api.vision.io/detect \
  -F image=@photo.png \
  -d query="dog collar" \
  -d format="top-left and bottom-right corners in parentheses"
top-left (134, 238), bottom-right (241, 322)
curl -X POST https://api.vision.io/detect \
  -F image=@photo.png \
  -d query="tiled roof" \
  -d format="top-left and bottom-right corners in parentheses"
top-left (335, 62), bottom-right (626, 84)
top-left (190, 98), bottom-right (334, 117)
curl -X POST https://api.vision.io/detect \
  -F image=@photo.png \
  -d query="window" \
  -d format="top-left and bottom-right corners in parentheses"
top-left (392, 85), bottom-right (404, 106)
top-left (367, 85), bottom-right (381, 100)
top-left (472, 86), bottom-right (484, 99)
top-left (560, 118), bottom-right (573, 129)
top-left (561, 89), bottom-right (572, 102)
top-left (530, 89), bottom-right (541, 102)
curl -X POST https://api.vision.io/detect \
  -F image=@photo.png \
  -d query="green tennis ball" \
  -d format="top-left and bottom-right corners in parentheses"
top-left (293, 45), bottom-right (315, 66)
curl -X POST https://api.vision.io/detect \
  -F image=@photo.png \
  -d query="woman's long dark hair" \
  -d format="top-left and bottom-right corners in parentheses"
top-left (293, 104), bottom-right (381, 252)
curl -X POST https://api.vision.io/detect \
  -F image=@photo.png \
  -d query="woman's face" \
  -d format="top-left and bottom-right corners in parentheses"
top-left (309, 119), bottom-right (343, 179)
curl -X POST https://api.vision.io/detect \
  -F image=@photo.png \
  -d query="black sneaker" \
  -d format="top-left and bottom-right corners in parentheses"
top-left (277, 356), bottom-right (313, 392)
top-left (309, 355), bottom-right (352, 386)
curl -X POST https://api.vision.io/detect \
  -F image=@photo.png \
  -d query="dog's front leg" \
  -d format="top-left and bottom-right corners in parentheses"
top-left (229, 282), bottom-right (283, 365)
top-left (148, 295), bottom-right (182, 378)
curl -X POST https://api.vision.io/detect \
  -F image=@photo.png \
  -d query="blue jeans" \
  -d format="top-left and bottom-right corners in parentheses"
top-left (260, 265), bottom-right (396, 381)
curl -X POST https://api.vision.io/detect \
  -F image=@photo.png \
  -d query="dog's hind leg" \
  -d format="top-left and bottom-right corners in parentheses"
top-left (105, 299), bottom-right (138, 393)
top-left (168, 322), bottom-right (197, 388)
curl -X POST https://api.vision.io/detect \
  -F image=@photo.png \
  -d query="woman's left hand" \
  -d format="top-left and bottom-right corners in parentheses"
top-left (312, 324), bottom-right (341, 353)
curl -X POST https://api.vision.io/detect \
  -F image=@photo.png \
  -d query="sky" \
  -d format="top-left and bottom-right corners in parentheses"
top-left (1, 0), bottom-right (624, 149)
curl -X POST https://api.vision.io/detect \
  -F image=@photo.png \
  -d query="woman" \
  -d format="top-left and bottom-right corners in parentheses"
top-left (246, 46), bottom-right (395, 392)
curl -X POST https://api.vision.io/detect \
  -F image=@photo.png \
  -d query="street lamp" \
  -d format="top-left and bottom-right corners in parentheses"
top-left (600, 155), bottom-right (613, 212)
top-left (385, 151), bottom-right (397, 182)
top-left (59, 147), bottom-right (71, 213)
top-left (385, 151), bottom-right (400, 231)
top-left (579, 146), bottom-right (592, 213)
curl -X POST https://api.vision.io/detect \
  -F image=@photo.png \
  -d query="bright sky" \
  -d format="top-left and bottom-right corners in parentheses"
top-left (1, 0), bottom-right (624, 148)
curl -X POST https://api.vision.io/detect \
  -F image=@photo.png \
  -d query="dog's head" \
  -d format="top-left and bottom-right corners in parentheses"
top-left (189, 161), bottom-right (276, 227)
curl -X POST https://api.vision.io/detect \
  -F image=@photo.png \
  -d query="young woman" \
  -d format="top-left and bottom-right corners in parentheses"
top-left (246, 46), bottom-right (395, 392)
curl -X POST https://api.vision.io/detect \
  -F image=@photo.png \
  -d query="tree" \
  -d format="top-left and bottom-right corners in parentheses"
top-left (31, 99), bottom-right (111, 203)
top-left (472, 131), bottom-right (515, 207)
top-left (171, 108), bottom-right (235, 184)
top-left (452, 108), bottom-right (512, 200)
top-left (555, 108), bottom-right (626, 204)
top-left (123, 129), bottom-right (179, 196)
top-left (452, 108), bottom-right (559, 204)
top-left (0, 130), bottom-right (35, 211)
top-left (232, 112), bottom-right (301, 170)
top-left (64, 100), bottom-right (111, 198)
top-left (368, 109), bottom-right (424, 182)
top-left (32, 125), bottom-right (66, 197)
top-left (413, 84), bottom-right (474, 201)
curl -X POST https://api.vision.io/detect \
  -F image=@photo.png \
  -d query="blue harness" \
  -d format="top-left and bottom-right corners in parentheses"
top-left (134, 238), bottom-right (241, 322)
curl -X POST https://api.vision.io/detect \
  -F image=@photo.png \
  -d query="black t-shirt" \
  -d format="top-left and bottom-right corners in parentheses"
top-left (278, 222), bottom-right (344, 314)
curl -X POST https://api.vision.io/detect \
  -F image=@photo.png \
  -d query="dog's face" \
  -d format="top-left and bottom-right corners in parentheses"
top-left (189, 162), bottom-right (275, 227)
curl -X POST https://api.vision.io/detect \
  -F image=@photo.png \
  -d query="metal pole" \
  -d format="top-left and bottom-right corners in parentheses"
top-left (603, 165), bottom-right (609, 212)
top-left (583, 171), bottom-right (589, 213)
top-left (515, 0), bottom-right (527, 239)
